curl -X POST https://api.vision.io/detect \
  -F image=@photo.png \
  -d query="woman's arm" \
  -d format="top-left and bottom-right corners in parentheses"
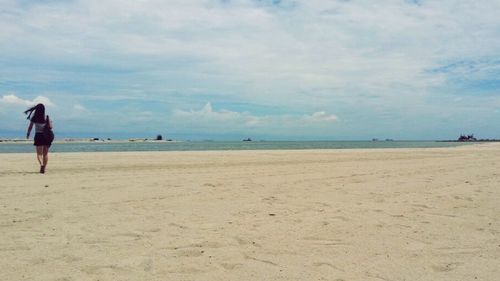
top-left (26, 122), bottom-right (33, 139)
top-left (47, 116), bottom-right (53, 129)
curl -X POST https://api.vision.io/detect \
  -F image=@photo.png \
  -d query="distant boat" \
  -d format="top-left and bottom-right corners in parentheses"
top-left (457, 134), bottom-right (477, 142)
top-left (372, 138), bottom-right (379, 142)
top-left (242, 138), bottom-right (252, 142)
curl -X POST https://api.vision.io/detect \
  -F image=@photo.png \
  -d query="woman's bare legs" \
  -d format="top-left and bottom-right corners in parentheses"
top-left (42, 146), bottom-right (49, 171)
top-left (36, 146), bottom-right (43, 166)
top-left (36, 146), bottom-right (44, 173)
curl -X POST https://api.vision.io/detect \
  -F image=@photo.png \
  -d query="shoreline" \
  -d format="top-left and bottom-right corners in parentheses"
top-left (2, 139), bottom-right (492, 143)
top-left (0, 141), bottom-right (488, 155)
top-left (0, 139), bottom-right (182, 144)
top-left (0, 141), bottom-right (474, 155)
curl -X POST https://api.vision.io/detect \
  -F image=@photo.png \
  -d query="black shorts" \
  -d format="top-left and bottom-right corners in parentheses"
top-left (34, 133), bottom-right (52, 147)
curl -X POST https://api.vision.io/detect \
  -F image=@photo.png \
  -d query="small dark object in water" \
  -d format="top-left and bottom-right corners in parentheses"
top-left (458, 134), bottom-right (477, 142)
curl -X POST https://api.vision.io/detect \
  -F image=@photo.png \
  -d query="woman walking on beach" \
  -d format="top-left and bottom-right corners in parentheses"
top-left (25, 103), bottom-right (53, 174)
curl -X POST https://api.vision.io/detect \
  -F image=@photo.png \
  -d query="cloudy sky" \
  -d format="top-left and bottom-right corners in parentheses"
top-left (1, 0), bottom-right (499, 140)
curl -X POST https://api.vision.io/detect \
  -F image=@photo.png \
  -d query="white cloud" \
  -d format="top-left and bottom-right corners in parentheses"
top-left (0, 95), bottom-right (29, 106)
top-left (73, 104), bottom-right (87, 112)
top-left (245, 116), bottom-right (261, 126)
top-left (175, 102), bottom-right (237, 120)
top-left (1, 1), bottom-right (500, 139)
top-left (0, 94), bottom-right (56, 107)
top-left (171, 102), bottom-right (340, 134)
top-left (33, 96), bottom-right (56, 107)
top-left (173, 102), bottom-right (264, 126)
top-left (2, 1), bottom-right (499, 99)
top-left (304, 111), bottom-right (338, 122)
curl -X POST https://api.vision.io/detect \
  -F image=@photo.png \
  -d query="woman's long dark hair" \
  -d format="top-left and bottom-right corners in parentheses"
top-left (24, 103), bottom-right (46, 123)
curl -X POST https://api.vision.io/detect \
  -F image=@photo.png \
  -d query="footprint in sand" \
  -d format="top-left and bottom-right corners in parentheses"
top-left (436, 247), bottom-right (480, 255)
top-left (234, 236), bottom-right (261, 247)
top-left (54, 278), bottom-right (72, 281)
top-left (56, 254), bottom-right (83, 263)
top-left (83, 239), bottom-right (109, 245)
top-left (262, 196), bottom-right (278, 203)
top-left (411, 204), bottom-right (430, 209)
top-left (143, 227), bottom-right (161, 233)
top-left (244, 254), bottom-right (278, 266)
top-left (302, 237), bottom-right (349, 246)
top-left (330, 216), bottom-right (350, 222)
top-left (139, 258), bottom-right (153, 272)
top-left (431, 262), bottom-right (463, 272)
top-left (220, 263), bottom-right (243, 270)
top-left (168, 222), bottom-right (188, 229)
top-left (111, 232), bottom-right (145, 242)
top-left (81, 264), bottom-right (125, 275)
top-left (166, 240), bottom-right (223, 252)
top-left (175, 248), bottom-right (204, 257)
top-left (28, 257), bottom-right (46, 265)
top-left (312, 262), bottom-right (344, 272)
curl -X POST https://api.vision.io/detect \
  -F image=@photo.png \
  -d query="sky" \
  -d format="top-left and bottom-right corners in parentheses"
top-left (1, 0), bottom-right (500, 140)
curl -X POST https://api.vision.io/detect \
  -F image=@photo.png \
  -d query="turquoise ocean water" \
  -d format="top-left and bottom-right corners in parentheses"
top-left (0, 141), bottom-right (468, 153)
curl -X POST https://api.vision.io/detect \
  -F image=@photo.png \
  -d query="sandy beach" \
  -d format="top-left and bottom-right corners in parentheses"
top-left (1, 144), bottom-right (499, 281)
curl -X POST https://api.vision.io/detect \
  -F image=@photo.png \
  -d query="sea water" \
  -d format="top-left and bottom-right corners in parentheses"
top-left (0, 141), bottom-right (469, 153)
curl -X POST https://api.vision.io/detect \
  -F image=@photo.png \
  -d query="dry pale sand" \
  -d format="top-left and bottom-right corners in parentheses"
top-left (0, 144), bottom-right (499, 281)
